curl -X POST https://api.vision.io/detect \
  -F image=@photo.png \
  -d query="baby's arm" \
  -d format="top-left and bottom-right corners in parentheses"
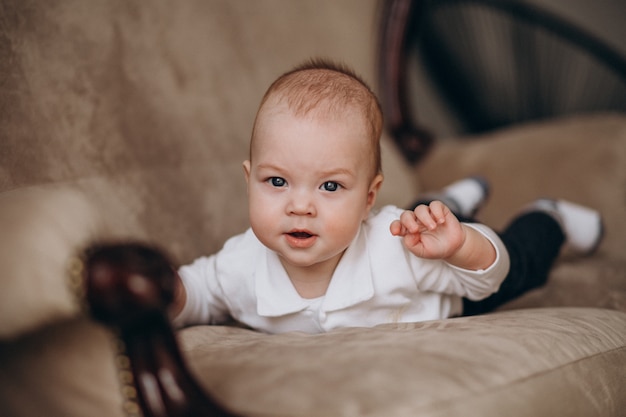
top-left (170, 275), bottom-right (187, 318)
top-left (390, 200), bottom-right (496, 271)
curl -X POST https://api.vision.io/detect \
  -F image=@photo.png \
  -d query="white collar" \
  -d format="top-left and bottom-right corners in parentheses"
top-left (255, 226), bottom-right (375, 317)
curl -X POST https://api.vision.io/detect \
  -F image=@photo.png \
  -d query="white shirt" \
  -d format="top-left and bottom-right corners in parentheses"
top-left (174, 205), bottom-right (510, 334)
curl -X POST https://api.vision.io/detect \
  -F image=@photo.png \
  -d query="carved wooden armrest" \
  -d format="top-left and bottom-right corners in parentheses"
top-left (377, 0), bottom-right (626, 144)
top-left (82, 243), bottom-right (241, 417)
top-left (377, 0), bottom-right (434, 164)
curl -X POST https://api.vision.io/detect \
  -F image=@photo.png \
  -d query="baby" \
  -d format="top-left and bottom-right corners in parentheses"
top-left (171, 59), bottom-right (602, 334)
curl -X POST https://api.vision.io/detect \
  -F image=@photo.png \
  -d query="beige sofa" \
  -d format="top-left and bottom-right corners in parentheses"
top-left (1, 2), bottom-right (625, 417)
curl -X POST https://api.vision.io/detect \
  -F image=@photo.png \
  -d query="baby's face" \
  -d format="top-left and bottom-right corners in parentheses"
top-left (244, 103), bottom-right (382, 276)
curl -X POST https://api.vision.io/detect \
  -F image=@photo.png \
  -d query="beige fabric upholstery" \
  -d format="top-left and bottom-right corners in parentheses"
top-left (0, 186), bottom-right (103, 338)
top-left (0, 319), bottom-right (124, 417)
top-left (180, 308), bottom-right (626, 417)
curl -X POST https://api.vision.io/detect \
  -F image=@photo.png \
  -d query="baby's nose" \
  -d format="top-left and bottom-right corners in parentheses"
top-left (287, 191), bottom-right (316, 216)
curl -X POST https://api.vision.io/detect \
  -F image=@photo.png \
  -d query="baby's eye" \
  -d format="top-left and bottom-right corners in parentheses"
top-left (321, 181), bottom-right (341, 192)
top-left (268, 177), bottom-right (287, 187)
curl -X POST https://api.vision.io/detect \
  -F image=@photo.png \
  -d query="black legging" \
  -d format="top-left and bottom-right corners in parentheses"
top-left (409, 200), bottom-right (565, 316)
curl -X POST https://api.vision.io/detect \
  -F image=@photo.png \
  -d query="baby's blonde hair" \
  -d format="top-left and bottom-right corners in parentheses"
top-left (251, 59), bottom-right (383, 177)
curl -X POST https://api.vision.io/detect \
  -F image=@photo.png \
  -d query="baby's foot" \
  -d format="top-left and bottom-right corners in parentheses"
top-left (530, 199), bottom-right (604, 255)
top-left (418, 176), bottom-right (490, 219)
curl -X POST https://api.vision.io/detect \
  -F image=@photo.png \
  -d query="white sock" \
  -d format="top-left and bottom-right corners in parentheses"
top-left (530, 199), bottom-right (604, 255)
top-left (440, 176), bottom-right (490, 218)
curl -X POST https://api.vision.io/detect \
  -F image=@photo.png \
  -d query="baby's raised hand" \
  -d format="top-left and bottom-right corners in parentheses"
top-left (389, 201), bottom-right (465, 260)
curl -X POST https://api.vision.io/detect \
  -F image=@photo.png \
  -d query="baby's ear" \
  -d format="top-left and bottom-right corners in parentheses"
top-left (366, 174), bottom-right (384, 212)
top-left (242, 160), bottom-right (251, 184)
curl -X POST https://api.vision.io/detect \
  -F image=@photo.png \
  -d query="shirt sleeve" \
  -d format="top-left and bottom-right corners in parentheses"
top-left (171, 254), bottom-right (231, 328)
top-left (412, 222), bottom-right (510, 301)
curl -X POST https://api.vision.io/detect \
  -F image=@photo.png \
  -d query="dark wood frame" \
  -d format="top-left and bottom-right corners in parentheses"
top-left (377, 0), bottom-right (626, 164)
top-left (84, 243), bottom-right (241, 417)
top-left (377, 0), bottom-right (434, 164)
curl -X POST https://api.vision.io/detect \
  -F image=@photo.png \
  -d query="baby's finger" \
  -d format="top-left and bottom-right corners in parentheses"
top-left (428, 200), bottom-right (449, 224)
top-left (399, 210), bottom-right (421, 233)
top-left (389, 220), bottom-right (406, 236)
top-left (413, 204), bottom-right (438, 230)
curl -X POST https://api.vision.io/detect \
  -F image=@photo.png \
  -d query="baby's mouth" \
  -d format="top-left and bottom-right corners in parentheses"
top-left (288, 231), bottom-right (314, 239)
top-left (284, 230), bottom-right (317, 248)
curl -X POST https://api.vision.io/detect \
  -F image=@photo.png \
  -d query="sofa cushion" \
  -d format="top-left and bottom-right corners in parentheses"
top-left (0, 318), bottom-right (124, 417)
top-left (0, 186), bottom-right (103, 339)
top-left (179, 307), bottom-right (626, 417)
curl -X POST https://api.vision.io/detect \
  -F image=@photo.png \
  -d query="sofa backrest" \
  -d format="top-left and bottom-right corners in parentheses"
top-left (0, 0), bottom-right (394, 339)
